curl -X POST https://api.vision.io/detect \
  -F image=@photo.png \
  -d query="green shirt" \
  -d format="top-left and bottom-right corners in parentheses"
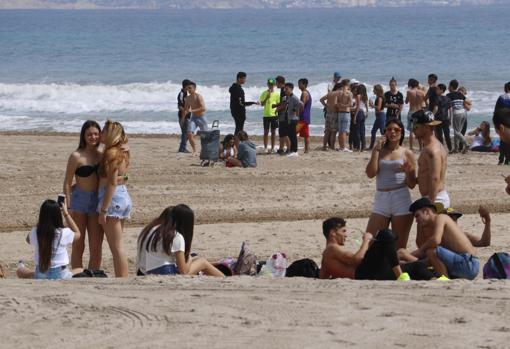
top-left (259, 90), bottom-right (280, 117)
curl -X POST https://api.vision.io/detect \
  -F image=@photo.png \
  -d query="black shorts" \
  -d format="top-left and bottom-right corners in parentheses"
top-left (279, 120), bottom-right (289, 137)
top-left (263, 117), bottom-right (278, 131)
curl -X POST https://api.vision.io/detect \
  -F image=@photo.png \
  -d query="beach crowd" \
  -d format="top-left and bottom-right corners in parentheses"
top-left (8, 72), bottom-right (510, 283)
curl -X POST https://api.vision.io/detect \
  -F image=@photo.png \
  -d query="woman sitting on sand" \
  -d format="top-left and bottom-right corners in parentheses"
top-left (219, 134), bottom-right (237, 165)
top-left (97, 120), bottom-right (131, 277)
top-left (136, 204), bottom-right (223, 276)
top-left (365, 118), bottom-right (416, 249)
top-left (468, 121), bottom-right (492, 152)
top-left (17, 199), bottom-right (80, 279)
top-left (63, 120), bottom-right (104, 272)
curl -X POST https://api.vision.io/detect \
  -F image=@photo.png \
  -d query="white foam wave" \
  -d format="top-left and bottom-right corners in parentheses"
top-left (0, 81), bottom-right (502, 117)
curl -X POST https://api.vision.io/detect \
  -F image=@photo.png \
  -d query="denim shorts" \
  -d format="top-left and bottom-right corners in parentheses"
top-left (187, 114), bottom-right (208, 134)
top-left (338, 112), bottom-right (351, 133)
top-left (35, 266), bottom-right (73, 280)
top-left (71, 187), bottom-right (98, 215)
top-left (97, 185), bottom-right (132, 219)
top-left (146, 264), bottom-right (179, 275)
top-left (436, 246), bottom-right (479, 280)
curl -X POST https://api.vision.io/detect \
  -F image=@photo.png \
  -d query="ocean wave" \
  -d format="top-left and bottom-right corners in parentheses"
top-left (0, 81), bottom-right (502, 116)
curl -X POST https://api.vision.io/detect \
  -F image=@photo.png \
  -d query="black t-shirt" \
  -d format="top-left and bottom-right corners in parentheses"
top-left (229, 83), bottom-right (245, 113)
top-left (177, 89), bottom-right (188, 118)
top-left (384, 91), bottom-right (404, 119)
top-left (426, 86), bottom-right (438, 112)
top-left (446, 91), bottom-right (466, 111)
top-left (435, 95), bottom-right (451, 122)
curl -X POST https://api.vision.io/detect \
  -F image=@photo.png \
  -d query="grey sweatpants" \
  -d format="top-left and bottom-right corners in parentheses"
top-left (452, 111), bottom-right (468, 151)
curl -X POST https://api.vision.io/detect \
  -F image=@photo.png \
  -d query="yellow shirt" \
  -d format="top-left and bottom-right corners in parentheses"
top-left (259, 90), bottom-right (280, 117)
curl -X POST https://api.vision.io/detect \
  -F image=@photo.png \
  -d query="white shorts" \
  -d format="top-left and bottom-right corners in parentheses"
top-left (372, 186), bottom-right (412, 218)
top-left (434, 190), bottom-right (451, 209)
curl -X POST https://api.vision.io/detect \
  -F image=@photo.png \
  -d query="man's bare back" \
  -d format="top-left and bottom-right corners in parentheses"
top-left (407, 88), bottom-right (426, 112)
top-left (321, 90), bottom-right (339, 113)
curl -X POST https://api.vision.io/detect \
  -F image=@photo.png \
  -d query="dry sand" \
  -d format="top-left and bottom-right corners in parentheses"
top-left (1, 133), bottom-right (510, 348)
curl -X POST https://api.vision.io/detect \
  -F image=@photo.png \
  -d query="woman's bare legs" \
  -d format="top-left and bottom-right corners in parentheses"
top-left (71, 211), bottom-right (88, 269)
top-left (102, 218), bottom-right (128, 277)
top-left (366, 212), bottom-right (391, 235)
top-left (188, 257), bottom-right (224, 277)
top-left (390, 214), bottom-right (414, 250)
top-left (87, 214), bottom-right (104, 269)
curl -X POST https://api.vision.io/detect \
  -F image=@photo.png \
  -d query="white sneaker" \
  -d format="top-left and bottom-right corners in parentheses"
top-left (264, 148), bottom-right (270, 154)
top-left (342, 148), bottom-right (353, 153)
top-left (286, 152), bottom-right (299, 157)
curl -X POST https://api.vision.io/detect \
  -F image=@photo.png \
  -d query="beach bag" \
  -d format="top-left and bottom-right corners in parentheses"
top-left (199, 120), bottom-right (220, 166)
top-left (285, 258), bottom-right (320, 278)
top-left (265, 252), bottom-right (288, 277)
top-left (232, 242), bottom-right (257, 276)
top-left (483, 252), bottom-right (510, 279)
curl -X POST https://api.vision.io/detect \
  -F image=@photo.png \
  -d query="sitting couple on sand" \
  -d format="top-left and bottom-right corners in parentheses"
top-left (320, 198), bottom-right (482, 281)
top-left (219, 131), bottom-right (257, 168)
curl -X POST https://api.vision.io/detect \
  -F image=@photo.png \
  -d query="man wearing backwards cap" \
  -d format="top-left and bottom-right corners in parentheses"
top-left (405, 197), bottom-right (479, 280)
top-left (402, 110), bottom-right (450, 208)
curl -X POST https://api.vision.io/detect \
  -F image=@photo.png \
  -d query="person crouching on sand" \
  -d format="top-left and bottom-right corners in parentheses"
top-left (97, 120), bottom-right (131, 277)
top-left (17, 198), bottom-right (80, 280)
top-left (136, 205), bottom-right (223, 276)
top-left (319, 217), bottom-right (433, 281)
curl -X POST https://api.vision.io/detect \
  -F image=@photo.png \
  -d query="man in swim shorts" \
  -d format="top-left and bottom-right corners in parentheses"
top-left (405, 78), bottom-right (426, 151)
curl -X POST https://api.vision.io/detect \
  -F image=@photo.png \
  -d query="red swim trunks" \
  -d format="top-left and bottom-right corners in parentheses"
top-left (296, 121), bottom-right (310, 138)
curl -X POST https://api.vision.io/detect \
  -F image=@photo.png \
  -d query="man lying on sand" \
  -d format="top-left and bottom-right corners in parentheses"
top-left (399, 198), bottom-right (479, 280)
top-left (319, 217), bottom-right (432, 280)
top-left (444, 206), bottom-right (491, 248)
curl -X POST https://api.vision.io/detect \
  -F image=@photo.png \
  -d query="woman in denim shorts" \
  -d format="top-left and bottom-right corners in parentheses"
top-left (63, 120), bottom-right (103, 271)
top-left (97, 120), bottom-right (132, 277)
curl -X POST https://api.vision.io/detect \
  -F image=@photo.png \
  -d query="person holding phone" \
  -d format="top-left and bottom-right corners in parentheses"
top-left (365, 119), bottom-right (417, 249)
top-left (63, 120), bottom-right (103, 271)
top-left (17, 198), bottom-right (81, 279)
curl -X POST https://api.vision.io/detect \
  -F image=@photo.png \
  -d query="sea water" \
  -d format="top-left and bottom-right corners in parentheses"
top-left (0, 6), bottom-right (509, 135)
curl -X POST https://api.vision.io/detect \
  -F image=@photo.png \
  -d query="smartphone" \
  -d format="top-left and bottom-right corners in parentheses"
top-left (57, 194), bottom-right (65, 207)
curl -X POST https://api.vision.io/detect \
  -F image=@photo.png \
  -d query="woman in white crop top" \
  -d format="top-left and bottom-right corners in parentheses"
top-left (365, 119), bottom-right (417, 249)
top-left (136, 204), bottom-right (223, 276)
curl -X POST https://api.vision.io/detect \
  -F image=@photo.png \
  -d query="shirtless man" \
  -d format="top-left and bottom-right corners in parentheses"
top-left (493, 107), bottom-right (510, 193)
top-left (405, 79), bottom-right (426, 150)
top-left (320, 83), bottom-right (341, 150)
top-left (184, 81), bottom-right (208, 155)
top-left (403, 110), bottom-right (450, 208)
top-left (403, 198), bottom-right (479, 280)
top-left (336, 79), bottom-right (353, 152)
top-left (319, 217), bottom-right (411, 280)
top-left (446, 206), bottom-right (491, 247)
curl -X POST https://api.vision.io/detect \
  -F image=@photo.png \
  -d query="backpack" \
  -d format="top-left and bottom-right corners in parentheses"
top-left (285, 258), bottom-right (320, 278)
top-left (483, 252), bottom-right (510, 279)
top-left (232, 242), bottom-right (257, 276)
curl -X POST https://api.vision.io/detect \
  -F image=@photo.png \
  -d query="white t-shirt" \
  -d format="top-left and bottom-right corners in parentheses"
top-left (29, 227), bottom-right (74, 268)
top-left (136, 225), bottom-right (185, 274)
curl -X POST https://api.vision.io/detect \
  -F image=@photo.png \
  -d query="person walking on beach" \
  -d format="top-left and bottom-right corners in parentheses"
top-left (405, 110), bottom-right (450, 208)
top-left (447, 80), bottom-right (469, 154)
top-left (352, 84), bottom-right (369, 151)
top-left (284, 82), bottom-right (303, 157)
top-left (298, 78), bottom-right (311, 154)
top-left (433, 84), bottom-right (453, 152)
top-left (405, 79), bottom-right (426, 151)
top-left (177, 79), bottom-right (191, 153)
top-left (384, 77), bottom-right (404, 122)
top-left (365, 118), bottom-right (416, 249)
top-left (229, 72), bottom-right (256, 135)
top-left (369, 84), bottom-right (386, 150)
top-left (320, 83), bottom-right (340, 150)
top-left (63, 120), bottom-right (103, 271)
top-left (259, 78), bottom-right (280, 153)
top-left (97, 120), bottom-right (131, 277)
top-left (184, 81), bottom-right (208, 155)
top-left (274, 76), bottom-right (290, 155)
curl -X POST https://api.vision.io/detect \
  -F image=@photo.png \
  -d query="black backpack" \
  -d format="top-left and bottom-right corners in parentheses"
top-left (285, 258), bottom-right (320, 278)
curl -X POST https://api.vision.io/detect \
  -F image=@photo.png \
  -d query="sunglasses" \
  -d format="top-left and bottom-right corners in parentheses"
top-left (386, 127), bottom-right (402, 133)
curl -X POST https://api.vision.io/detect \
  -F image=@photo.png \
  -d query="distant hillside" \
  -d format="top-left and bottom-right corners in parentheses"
top-left (0, 0), bottom-right (506, 9)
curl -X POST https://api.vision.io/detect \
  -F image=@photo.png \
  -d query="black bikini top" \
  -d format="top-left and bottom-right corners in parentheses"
top-left (75, 164), bottom-right (99, 178)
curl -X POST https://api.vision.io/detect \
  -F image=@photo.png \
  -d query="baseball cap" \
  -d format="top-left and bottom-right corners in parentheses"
top-left (334, 72), bottom-right (342, 78)
top-left (412, 110), bottom-right (441, 126)
top-left (409, 197), bottom-right (437, 213)
top-left (267, 78), bottom-right (275, 85)
top-left (445, 207), bottom-right (463, 220)
top-left (350, 78), bottom-right (360, 84)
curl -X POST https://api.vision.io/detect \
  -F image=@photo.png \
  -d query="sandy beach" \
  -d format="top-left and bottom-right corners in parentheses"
top-left (1, 132), bottom-right (510, 348)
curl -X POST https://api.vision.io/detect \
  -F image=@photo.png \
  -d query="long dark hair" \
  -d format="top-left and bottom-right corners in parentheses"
top-left (385, 118), bottom-right (406, 146)
top-left (37, 200), bottom-right (65, 272)
top-left (138, 204), bottom-right (194, 260)
top-left (78, 120), bottom-right (101, 150)
top-left (357, 84), bottom-right (368, 104)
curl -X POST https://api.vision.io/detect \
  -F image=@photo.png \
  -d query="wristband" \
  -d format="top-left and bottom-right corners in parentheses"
top-left (100, 208), bottom-right (108, 214)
